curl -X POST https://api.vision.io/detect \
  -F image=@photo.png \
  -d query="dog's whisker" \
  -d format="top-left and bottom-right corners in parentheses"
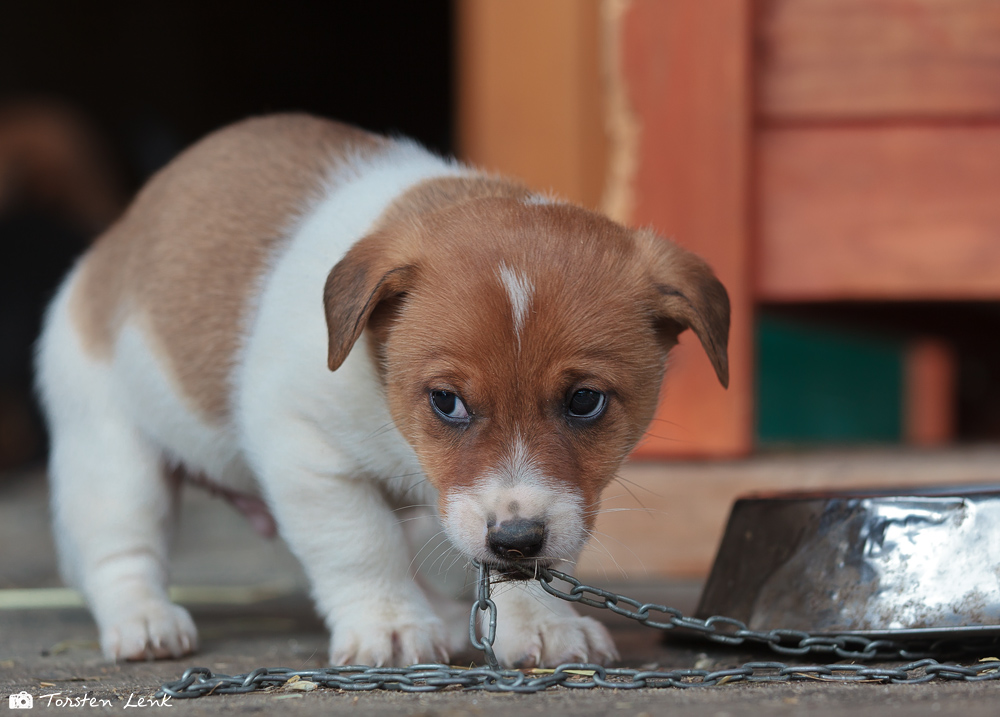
top-left (407, 530), bottom-right (447, 574)
top-left (412, 543), bottom-right (450, 581)
top-left (296, 645), bottom-right (322, 670)
top-left (362, 421), bottom-right (397, 441)
top-left (412, 530), bottom-right (447, 558)
top-left (646, 416), bottom-right (689, 430)
top-left (588, 492), bottom-right (631, 504)
top-left (585, 527), bottom-right (650, 579)
top-left (581, 531), bottom-right (629, 580)
top-left (437, 550), bottom-right (463, 577)
top-left (413, 534), bottom-right (453, 577)
top-left (640, 429), bottom-right (687, 444)
top-left (442, 550), bottom-right (465, 576)
top-left (391, 502), bottom-right (436, 514)
top-left (386, 469), bottom-right (424, 478)
top-left (381, 472), bottom-right (432, 501)
top-left (583, 506), bottom-right (664, 517)
top-left (428, 540), bottom-right (460, 574)
top-left (457, 569), bottom-right (481, 595)
top-left (578, 543), bottom-right (614, 582)
top-left (397, 480), bottom-right (432, 499)
top-left (582, 503), bottom-right (667, 521)
top-left (612, 470), bottom-right (667, 499)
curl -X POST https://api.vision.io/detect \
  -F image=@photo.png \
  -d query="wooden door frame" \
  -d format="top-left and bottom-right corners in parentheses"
top-left (456, 0), bottom-right (755, 458)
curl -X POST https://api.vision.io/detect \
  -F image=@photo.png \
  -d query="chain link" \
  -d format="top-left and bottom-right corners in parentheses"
top-left (156, 658), bottom-right (1000, 698)
top-left (469, 560), bottom-right (500, 670)
top-left (156, 561), bottom-right (1000, 698)
top-left (520, 564), bottom-right (1000, 662)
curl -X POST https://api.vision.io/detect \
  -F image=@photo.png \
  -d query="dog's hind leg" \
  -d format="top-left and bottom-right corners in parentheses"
top-left (51, 422), bottom-right (195, 660)
top-left (37, 296), bottom-right (195, 661)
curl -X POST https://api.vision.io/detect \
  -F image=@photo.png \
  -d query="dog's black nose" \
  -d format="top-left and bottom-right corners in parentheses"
top-left (487, 518), bottom-right (545, 559)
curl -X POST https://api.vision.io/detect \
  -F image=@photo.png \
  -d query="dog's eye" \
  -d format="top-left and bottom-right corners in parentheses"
top-left (567, 389), bottom-right (606, 420)
top-left (430, 390), bottom-right (470, 424)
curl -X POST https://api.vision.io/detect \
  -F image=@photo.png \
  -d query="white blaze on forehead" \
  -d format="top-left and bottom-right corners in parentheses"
top-left (500, 435), bottom-right (542, 487)
top-left (497, 262), bottom-right (534, 344)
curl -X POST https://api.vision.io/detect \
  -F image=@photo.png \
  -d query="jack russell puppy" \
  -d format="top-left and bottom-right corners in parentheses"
top-left (36, 114), bottom-right (729, 668)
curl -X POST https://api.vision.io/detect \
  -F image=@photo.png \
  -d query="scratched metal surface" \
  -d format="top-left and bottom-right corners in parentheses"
top-left (697, 486), bottom-right (1000, 637)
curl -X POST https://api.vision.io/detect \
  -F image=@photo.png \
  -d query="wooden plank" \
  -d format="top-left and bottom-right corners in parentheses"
top-left (758, 0), bottom-right (1000, 120)
top-left (905, 339), bottom-right (956, 447)
top-left (580, 449), bottom-right (1000, 578)
top-left (757, 126), bottom-right (1000, 300)
top-left (454, 0), bottom-right (606, 209)
top-left (622, 0), bottom-right (754, 458)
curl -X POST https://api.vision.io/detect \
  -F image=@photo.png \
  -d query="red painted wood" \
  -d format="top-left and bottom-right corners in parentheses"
top-left (624, 0), bottom-right (755, 458)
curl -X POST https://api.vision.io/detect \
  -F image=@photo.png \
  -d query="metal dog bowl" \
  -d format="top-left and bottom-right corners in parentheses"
top-left (695, 485), bottom-right (1000, 640)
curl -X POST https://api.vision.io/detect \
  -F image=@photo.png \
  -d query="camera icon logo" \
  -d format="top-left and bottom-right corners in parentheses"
top-left (8, 692), bottom-right (33, 709)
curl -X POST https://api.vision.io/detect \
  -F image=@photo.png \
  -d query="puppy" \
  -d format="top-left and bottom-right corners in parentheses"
top-left (35, 114), bottom-right (729, 667)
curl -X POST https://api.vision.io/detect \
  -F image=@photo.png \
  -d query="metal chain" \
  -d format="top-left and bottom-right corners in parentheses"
top-left (156, 562), bottom-right (1000, 698)
top-left (470, 560), bottom-right (501, 670)
top-left (514, 563), bottom-right (1000, 662)
top-left (155, 659), bottom-right (1000, 697)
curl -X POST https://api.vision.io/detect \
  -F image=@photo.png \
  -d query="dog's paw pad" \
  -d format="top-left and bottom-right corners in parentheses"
top-left (101, 602), bottom-right (198, 661)
top-left (495, 615), bottom-right (618, 668)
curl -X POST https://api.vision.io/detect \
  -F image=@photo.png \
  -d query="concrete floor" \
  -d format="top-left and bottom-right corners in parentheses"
top-left (2, 463), bottom-right (999, 715)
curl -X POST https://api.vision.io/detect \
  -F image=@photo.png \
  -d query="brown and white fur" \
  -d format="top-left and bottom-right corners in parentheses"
top-left (35, 114), bottom-right (729, 667)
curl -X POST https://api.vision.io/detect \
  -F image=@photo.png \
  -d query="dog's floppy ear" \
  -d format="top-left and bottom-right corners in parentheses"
top-left (323, 232), bottom-right (416, 371)
top-left (638, 231), bottom-right (731, 388)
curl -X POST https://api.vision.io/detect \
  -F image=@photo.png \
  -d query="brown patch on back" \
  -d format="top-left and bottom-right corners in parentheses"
top-left (72, 114), bottom-right (386, 421)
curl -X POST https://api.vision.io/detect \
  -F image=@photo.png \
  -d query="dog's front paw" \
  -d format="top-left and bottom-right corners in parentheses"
top-left (491, 610), bottom-right (619, 668)
top-left (330, 607), bottom-right (451, 667)
top-left (99, 601), bottom-right (198, 661)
